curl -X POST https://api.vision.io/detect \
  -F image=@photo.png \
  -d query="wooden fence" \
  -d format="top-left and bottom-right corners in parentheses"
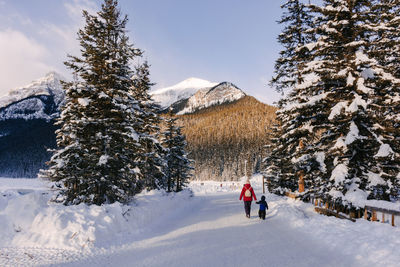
top-left (285, 192), bottom-right (400, 226)
top-left (364, 205), bottom-right (400, 227)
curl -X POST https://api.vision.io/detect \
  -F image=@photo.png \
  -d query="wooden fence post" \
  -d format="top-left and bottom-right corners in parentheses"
top-left (350, 210), bottom-right (356, 219)
top-left (392, 214), bottom-right (395, 227)
top-left (372, 210), bottom-right (377, 222)
top-left (382, 213), bottom-right (385, 223)
top-left (364, 209), bottom-right (368, 220)
top-left (298, 171), bottom-right (305, 193)
top-left (298, 140), bottom-right (305, 193)
top-left (262, 176), bottom-right (265, 194)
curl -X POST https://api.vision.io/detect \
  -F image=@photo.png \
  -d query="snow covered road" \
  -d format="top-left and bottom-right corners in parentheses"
top-left (1, 177), bottom-right (400, 266)
top-left (65, 192), bottom-right (353, 267)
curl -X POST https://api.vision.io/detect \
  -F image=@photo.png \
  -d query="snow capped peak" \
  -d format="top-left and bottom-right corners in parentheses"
top-left (150, 78), bottom-right (218, 108)
top-left (0, 72), bottom-right (66, 121)
top-left (170, 77), bottom-right (218, 89)
top-left (177, 82), bottom-right (246, 115)
top-left (155, 77), bottom-right (218, 94)
top-left (0, 71), bottom-right (65, 109)
top-left (150, 78), bottom-right (245, 113)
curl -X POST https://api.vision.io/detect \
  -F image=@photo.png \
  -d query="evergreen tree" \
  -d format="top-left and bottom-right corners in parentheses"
top-left (307, 0), bottom-right (400, 203)
top-left (270, 0), bottom-right (314, 94)
top-left (266, 0), bottom-right (320, 196)
top-left (264, 121), bottom-right (290, 194)
top-left (42, 0), bottom-right (144, 205)
top-left (367, 0), bottom-right (400, 200)
top-left (162, 112), bottom-right (192, 192)
top-left (268, 0), bottom-right (400, 205)
top-left (132, 62), bottom-right (167, 191)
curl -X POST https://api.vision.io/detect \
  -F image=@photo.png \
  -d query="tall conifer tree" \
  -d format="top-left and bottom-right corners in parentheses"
top-left (367, 0), bottom-right (400, 200)
top-left (268, 0), bottom-right (400, 204)
top-left (132, 62), bottom-right (167, 191)
top-left (162, 112), bottom-right (192, 192)
top-left (307, 0), bottom-right (400, 202)
top-left (43, 0), bottom-right (145, 205)
top-left (266, 0), bottom-right (319, 195)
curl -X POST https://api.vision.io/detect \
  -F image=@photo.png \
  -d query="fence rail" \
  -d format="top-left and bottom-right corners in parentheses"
top-left (284, 191), bottom-right (400, 227)
top-left (364, 205), bottom-right (400, 226)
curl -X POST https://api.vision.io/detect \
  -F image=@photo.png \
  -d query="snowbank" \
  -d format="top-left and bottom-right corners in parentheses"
top-left (0, 175), bottom-right (261, 251)
top-left (0, 178), bottom-right (192, 250)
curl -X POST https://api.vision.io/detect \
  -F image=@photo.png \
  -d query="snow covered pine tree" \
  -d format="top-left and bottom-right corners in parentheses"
top-left (366, 0), bottom-right (400, 200)
top-left (268, 0), bottom-right (400, 205)
top-left (265, 0), bottom-right (318, 195)
top-left (132, 62), bottom-right (167, 191)
top-left (42, 0), bottom-right (152, 205)
top-left (162, 112), bottom-right (193, 192)
top-left (305, 0), bottom-right (400, 204)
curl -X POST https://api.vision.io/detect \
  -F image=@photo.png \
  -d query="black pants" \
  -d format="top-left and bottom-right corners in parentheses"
top-left (259, 210), bottom-right (266, 220)
top-left (244, 201), bottom-right (252, 216)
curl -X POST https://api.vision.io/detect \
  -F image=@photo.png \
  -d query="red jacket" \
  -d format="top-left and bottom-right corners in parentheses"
top-left (239, 184), bottom-right (257, 201)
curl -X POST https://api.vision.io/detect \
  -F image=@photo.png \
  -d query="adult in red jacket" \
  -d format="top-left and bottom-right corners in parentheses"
top-left (239, 180), bottom-right (257, 218)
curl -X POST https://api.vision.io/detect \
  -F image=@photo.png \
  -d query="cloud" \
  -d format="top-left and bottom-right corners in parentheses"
top-left (0, 0), bottom-right (98, 96)
top-left (39, 0), bottom-right (98, 55)
top-left (0, 29), bottom-right (54, 96)
top-left (64, 0), bottom-right (97, 19)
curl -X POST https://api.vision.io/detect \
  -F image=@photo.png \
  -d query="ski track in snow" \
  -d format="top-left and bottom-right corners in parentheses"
top-left (1, 178), bottom-right (399, 266)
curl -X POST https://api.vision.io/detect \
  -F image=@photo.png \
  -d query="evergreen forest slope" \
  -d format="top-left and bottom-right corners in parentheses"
top-left (177, 95), bottom-right (276, 180)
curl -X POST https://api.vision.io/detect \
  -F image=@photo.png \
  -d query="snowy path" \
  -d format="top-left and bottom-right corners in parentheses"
top-left (1, 178), bottom-right (400, 266)
top-left (60, 192), bottom-right (353, 267)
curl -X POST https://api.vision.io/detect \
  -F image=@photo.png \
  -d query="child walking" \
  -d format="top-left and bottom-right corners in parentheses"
top-left (256, 195), bottom-right (268, 220)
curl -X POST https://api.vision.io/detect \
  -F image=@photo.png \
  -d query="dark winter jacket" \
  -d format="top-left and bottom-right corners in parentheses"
top-left (239, 183), bottom-right (257, 202)
top-left (256, 196), bottom-right (268, 211)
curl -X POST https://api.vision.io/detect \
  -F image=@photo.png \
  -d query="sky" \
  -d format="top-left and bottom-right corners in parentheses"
top-left (0, 0), bottom-right (285, 105)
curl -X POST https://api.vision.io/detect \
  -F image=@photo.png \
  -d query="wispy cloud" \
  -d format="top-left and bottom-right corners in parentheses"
top-left (64, 0), bottom-right (97, 19)
top-left (0, 29), bottom-right (53, 96)
top-left (0, 0), bottom-right (98, 96)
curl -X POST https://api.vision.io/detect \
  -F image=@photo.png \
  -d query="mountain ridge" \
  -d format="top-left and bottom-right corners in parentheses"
top-left (0, 73), bottom-right (274, 178)
top-left (150, 77), bottom-right (218, 109)
top-left (151, 78), bottom-right (247, 114)
top-left (0, 72), bottom-right (65, 121)
top-left (177, 81), bottom-right (245, 115)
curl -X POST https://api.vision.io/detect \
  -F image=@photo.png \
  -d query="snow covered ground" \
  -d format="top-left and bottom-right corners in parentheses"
top-left (1, 176), bottom-right (400, 266)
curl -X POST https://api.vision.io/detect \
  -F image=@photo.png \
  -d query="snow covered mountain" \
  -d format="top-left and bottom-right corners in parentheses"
top-left (151, 78), bottom-right (218, 108)
top-left (0, 72), bottom-right (65, 121)
top-left (177, 82), bottom-right (246, 115)
top-left (151, 78), bottom-right (246, 114)
top-left (0, 72), bottom-right (64, 177)
top-left (0, 74), bottom-right (246, 177)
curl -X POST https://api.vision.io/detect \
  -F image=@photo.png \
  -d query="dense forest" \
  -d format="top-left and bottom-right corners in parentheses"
top-left (177, 96), bottom-right (276, 181)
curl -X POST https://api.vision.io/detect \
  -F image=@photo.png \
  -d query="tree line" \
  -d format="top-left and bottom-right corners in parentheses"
top-left (178, 96), bottom-right (276, 181)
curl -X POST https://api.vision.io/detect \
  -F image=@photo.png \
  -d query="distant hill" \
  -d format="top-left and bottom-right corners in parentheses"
top-left (177, 95), bottom-right (276, 181)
